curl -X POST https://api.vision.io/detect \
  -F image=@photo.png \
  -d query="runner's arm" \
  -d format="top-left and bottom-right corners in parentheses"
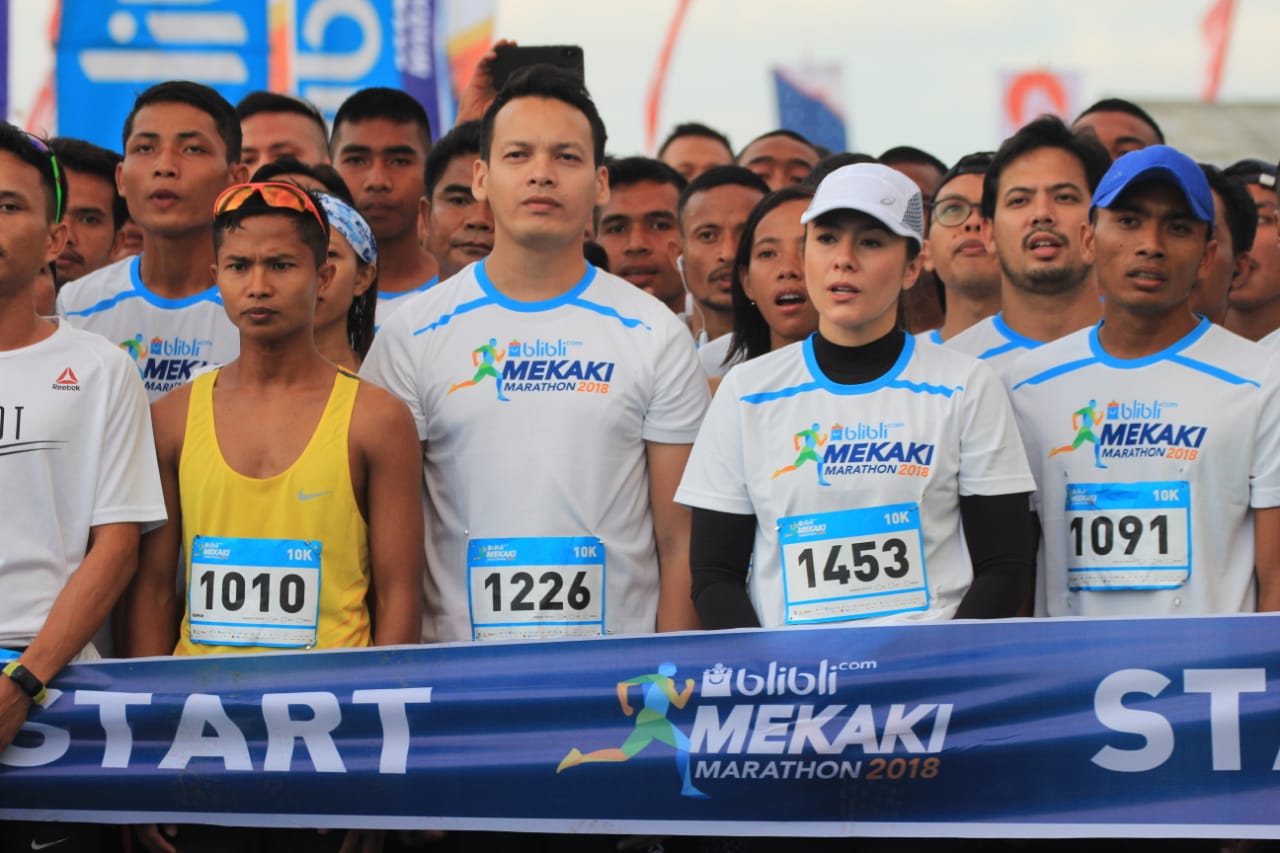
top-left (1254, 506), bottom-right (1280, 612)
top-left (690, 507), bottom-right (760, 629)
top-left (648, 441), bottom-right (701, 632)
top-left (955, 492), bottom-right (1035, 619)
top-left (128, 393), bottom-right (187, 657)
top-left (359, 387), bottom-right (425, 645)
top-left (1, 521), bottom-right (141, 751)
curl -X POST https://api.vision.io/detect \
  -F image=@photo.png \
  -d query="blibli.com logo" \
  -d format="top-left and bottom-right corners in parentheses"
top-left (699, 660), bottom-right (876, 699)
top-left (448, 337), bottom-right (614, 401)
top-left (1051, 397), bottom-right (1203, 469)
top-left (119, 334), bottom-right (214, 389)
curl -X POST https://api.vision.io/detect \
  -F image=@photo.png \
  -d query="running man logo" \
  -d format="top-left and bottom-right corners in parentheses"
top-left (119, 334), bottom-right (147, 369)
top-left (448, 337), bottom-right (510, 402)
top-left (448, 336), bottom-right (615, 400)
top-left (1050, 398), bottom-right (1204, 467)
top-left (557, 662), bottom-right (708, 798)
top-left (772, 423), bottom-right (831, 486)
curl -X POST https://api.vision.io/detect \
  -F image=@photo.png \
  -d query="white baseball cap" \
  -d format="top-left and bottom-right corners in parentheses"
top-left (800, 163), bottom-right (925, 248)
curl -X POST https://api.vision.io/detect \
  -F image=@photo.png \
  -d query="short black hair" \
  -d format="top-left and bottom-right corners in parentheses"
top-left (934, 151), bottom-right (995, 202)
top-left (424, 120), bottom-right (482, 198)
top-left (236, 91), bottom-right (327, 131)
top-left (982, 116), bottom-right (1110, 219)
top-left (212, 186), bottom-right (330, 267)
top-left (657, 122), bottom-right (733, 159)
top-left (804, 152), bottom-right (877, 188)
top-left (0, 121), bottom-right (66, 222)
top-left (677, 165), bottom-right (770, 220)
top-left (1206, 164), bottom-right (1259, 255)
top-left (1074, 98), bottom-right (1165, 144)
top-left (123, 80), bottom-right (241, 163)
top-left (737, 129), bottom-right (818, 162)
top-left (879, 145), bottom-right (948, 175)
top-left (727, 186), bottom-right (814, 364)
top-left (331, 87), bottom-right (432, 150)
top-left (480, 65), bottom-right (607, 165)
top-left (251, 156), bottom-right (354, 204)
top-left (50, 137), bottom-right (127, 229)
top-left (606, 156), bottom-right (688, 192)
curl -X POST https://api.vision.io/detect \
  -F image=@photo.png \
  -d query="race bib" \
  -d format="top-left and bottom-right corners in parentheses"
top-left (467, 536), bottom-right (605, 641)
top-left (189, 536), bottom-right (321, 648)
top-left (778, 503), bottom-right (929, 624)
top-left (1064, 481), bottom-right (1190, 590)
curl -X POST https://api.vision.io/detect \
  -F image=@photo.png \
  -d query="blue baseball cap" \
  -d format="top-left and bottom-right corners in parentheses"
top-left (1091, 144), bottom-right (1215, 225)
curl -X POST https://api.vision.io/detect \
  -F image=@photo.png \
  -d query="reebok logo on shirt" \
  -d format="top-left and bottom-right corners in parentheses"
top-left (52, 367), bottom-right (80, 391)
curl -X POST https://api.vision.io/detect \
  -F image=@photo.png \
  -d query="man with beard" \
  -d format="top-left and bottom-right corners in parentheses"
top-left (946, 117), bottom-right (1110, 373)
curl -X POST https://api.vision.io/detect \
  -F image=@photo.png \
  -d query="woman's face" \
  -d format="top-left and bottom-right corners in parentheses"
top-left (741, 198), bottom-right (818, 349)
top-left (315, 228), bottom-right (374, 334)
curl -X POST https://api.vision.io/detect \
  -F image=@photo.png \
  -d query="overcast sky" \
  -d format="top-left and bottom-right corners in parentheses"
top-left (497, 0), bottom-right (1279, 163)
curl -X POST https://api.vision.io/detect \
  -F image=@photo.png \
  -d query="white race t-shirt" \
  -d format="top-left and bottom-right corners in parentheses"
top-left (374, 275), bottom-right (439, 330)
top-left (361, 260), bottom-right (709, 642)
top-left (1007, 319), bottom-right (1280, 617)
top-left (676, 333), bottom-right (1035, 628)
top-left (57, 255), bottom-right (238, 402)
top-left (1259, 327), bottom-right (1280, 349)
top-left (0, 322), bottom-right (167, 648)
top-left (698, 332), bottom-right (740, 378)
top-left (915, 329), bottom-right (944, 347)
top-left (945, 312), bottom-right (1041, 373)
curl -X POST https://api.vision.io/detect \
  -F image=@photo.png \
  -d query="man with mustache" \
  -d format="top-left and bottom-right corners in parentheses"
top-left (596, 156), bottom-right (687, 314)
top-left (946, 116), bottom-right (1110, 373)
top-left (675, 166), bottom-right (768, 376)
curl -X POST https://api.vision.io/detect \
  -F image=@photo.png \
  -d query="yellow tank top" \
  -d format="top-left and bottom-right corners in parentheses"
top-left (175, 369), bottom-right (371, 655)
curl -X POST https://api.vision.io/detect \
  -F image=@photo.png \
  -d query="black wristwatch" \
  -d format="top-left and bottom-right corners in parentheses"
top-left (2, 660), bottom-right (49, 706)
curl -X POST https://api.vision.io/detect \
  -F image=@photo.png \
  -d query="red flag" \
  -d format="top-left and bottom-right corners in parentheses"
top-left (1200, 0), bottom-right (1235, 103)
top-left (644, 0), bottom-right (692, 155)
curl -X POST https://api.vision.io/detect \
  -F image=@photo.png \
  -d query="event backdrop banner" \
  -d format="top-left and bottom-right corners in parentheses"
top-left (3, 615), bottom-right (1280, 838)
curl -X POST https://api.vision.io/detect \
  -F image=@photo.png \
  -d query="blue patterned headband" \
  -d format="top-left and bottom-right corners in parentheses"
top-left (316, 193), bottom-right (377, 265)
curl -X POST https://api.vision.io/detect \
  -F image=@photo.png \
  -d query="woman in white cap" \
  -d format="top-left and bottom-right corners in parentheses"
top-left (676, 163), bottom-right (1036, 629)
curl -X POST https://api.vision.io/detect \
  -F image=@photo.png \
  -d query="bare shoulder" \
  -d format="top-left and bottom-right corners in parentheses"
top-left (150, 381), bottom-right (193, 457)
top-left (350, 377), bottom-right (417, 446)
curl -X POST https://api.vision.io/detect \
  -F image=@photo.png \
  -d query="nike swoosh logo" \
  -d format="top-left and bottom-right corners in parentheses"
top-left (297, 490), bottom-right (334, 501)
top-left (32, 839), bottom-right (71, 851)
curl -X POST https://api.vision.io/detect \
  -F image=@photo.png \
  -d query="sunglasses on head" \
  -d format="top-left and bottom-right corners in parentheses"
top-left (213, 182), bottom-right (327, 232)
top-left (23, 133), bottom-right (63, 223)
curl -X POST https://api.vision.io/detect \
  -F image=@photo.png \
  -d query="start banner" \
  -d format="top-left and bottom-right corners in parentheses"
top-left (3, 615), bottom-right (1280, 838)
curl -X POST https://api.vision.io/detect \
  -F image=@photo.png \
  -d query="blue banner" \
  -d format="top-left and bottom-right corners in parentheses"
top-left (3, 615), bottom-right (1280, 838)
top-left (772, 67), bottom-right (848, 155)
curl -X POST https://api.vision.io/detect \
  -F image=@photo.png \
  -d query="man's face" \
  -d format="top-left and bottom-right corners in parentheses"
top-left (0, 150), bottom-right (67, 294)
top-left (240, 111), bottom-right (330, 170)
top-left (660, 135), bottom-right (733, 182)
top-left (1189, 189), bottom-right (1242, 322)
top-left (1235, 183), bottom-right (1280, 310)
top-left (1073, 111), bottom-right (1160, 161)
top-left (679, 183), bottom-right (765, 313)
top-left (426, 152), bottom-right (493, 280)
top-left (474, 96), bottom-right (606, 254)
top-left (1086, 182), bottom-right (1215, 318)
top-left (212, 213), bottom-right (332, 340)
top-left (55, 167), bottom-right (119, 282)
top-left (984, 146), bottom-right (1093, 296)
top-left (596, 179), bottom-right (683, 310)
top-left (332, 118), bottom-right (429, 243)
top-left (118, 101), bottom-right (244, 239)
top-left (738, 135), bottom-right (816, 190)
top-left (926, 173), bottom-right (999, 297)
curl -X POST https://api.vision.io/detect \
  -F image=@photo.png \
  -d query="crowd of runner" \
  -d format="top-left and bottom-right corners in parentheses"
top-left (1, 39), bottom-right (1278, 853)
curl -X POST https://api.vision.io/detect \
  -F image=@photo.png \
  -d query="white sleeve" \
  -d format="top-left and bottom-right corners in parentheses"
top-left (641, 315), bottom-right (710, 444)
top-left (957, 359), bottom-right (1037, 497)
top-left (92, 347), bottom-right (166, 530)
top-left (361, 310), bottom-right (428, 441)
top-left (1249, 353), bottom-right (1280, 508)
top-left (675, 370), bottom-right (754, 514)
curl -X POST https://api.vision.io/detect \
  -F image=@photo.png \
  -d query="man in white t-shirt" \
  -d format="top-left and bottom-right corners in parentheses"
top-left (56, 81), bottom-right (249, 403)
top-left (1007, 144), bottom-right (1280, 618)
top-left (0, 122), bottom-right (165, 849)
top-left (947, 117), bottom-right (1111, 373)
top-left (362, 66), bottom-right (709, 643)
